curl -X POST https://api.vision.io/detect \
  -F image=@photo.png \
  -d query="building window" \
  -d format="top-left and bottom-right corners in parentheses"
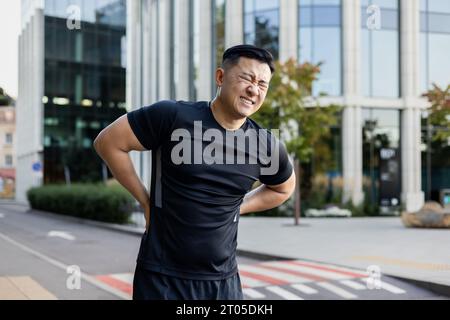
top-left (212, 0), bottom-right (226, 94)
top-left (244, 0), bottom-right (280, 60)
top-left (5, 133), bottom-right (13, 144)
top-left (362, 108), bottom-right (401, 208)
top-left (299, 0), bottom-right (342, 96)
top-left (5, 155), bottom-right (13, 167)
top-left (420, 0), bottom-right (450, 92)
top-left (189, 0), bottom-right (200, 101)
top-left (361, 0), bottom-right (400, 98)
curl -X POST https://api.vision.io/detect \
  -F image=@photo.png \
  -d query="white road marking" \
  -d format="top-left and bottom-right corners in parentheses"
top-left (0, 213), bottom-right (5, 218)
top-left (360, 277), bottom-right (406, 294)
top-left (316, 282), bottom-right (358, 299)
top-left (266, 286), bottom-right (304, 300)
top-left (239, 264), bottom-right (310, 283)
top-left (110, 273), bottom-right (134, 285)
top-left (0, 231), bottom-right (130, 300)
top-left (243, 288), bottom-right (265, 299)
top-left (263, 261), bottom-right (351, 280)
top-left (240, 274), bottom-right (270, 287)
top-left (290, 260), bottom-right (368, 276)
top-left (291, 284), bottom-right (318, 295)
top-left (340, 279), bottom-right (366, 290)
top-left (47, 231), bottom-right (75, 241)
top-left (377, 280), bottom-right (406, 294)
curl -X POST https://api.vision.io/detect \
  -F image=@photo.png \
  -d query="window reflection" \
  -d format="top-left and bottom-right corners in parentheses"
top-left (420, 0), bottom-right (450, 92)
top-left (43, 0), bottom-right (126, 183)
top-left (362, 109), bottom-right (400, 207)
top-left (361, 0), bottom-right (400, 98)
top-left (299, 0), bottom-right (342, 96)
top-left (244, 0), bottom-right (280, 59)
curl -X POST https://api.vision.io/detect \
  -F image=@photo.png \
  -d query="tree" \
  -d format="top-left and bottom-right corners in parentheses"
top-left (251, 58), bottom-right (341, 162)
top-left (422, 83), bottom-right (450, 142)
top-left (250, 59), bottom-right (341, 218)
top-left (0, 87), bottom-right (13, 106)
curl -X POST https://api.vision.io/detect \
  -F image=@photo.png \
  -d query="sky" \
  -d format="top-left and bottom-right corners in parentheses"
top-left (0, 0), bottom-right (21, 99)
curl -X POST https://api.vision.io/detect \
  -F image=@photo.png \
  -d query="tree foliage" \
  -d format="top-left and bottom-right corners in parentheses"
top-left (422, 84), bottom-right (450, 142)
top-left (251, 58), bottom-right (341, 161)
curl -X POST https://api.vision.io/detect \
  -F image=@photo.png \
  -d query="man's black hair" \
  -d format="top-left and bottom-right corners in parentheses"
top-left (222, 44), bottom-right (275, 74)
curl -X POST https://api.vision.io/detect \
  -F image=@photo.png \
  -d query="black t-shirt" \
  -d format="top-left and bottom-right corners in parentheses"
top-left (127, 100), bottom-right (293, 280)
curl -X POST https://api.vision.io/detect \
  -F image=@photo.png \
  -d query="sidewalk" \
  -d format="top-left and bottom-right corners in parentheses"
top-left (237, 216), bottom-right (450, 292)
top-left (2, 201), bottom-right (449, 294)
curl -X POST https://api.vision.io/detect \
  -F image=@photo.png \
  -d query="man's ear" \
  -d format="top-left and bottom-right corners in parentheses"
top-left (215, 68), bottom-right (225, 87)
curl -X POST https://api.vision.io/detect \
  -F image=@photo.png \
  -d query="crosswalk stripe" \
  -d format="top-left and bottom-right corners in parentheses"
top-left (286, 261), bottom-right (367, 278)
top-left (380, 281), bottom-right (406, 294)
top-left (256, 264), bottom-right (325, 281)
top-left (243, 288), bottom-right (265, 299)
top-left (239, 270), bottom-right (289, 286)
top-left (240, 274), bottom-right (271, 288)
top-left (96, 275), bottom-right (132, 295)
top-left (291, 284), bottom-right (318, 295)
top-left (239, 265), bottom-right (311, 283)
top-left (316, 282), bottom-right (358, 299)
top-left (266, 286), bottom-right (304, 300)
top-left (380, 280), bottom-right (406, 294)
top-left (263, 261), bottom-right (352, 281)
top-left (339, 279), bottom-right (366, 290)
top-left (110, 273), bottom-right (134, 285)
top-left (359, 278), bottom-right (405, 294)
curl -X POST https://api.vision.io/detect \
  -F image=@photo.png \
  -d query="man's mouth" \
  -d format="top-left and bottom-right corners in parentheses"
top-left (240, 97), bottom-right (255, 106)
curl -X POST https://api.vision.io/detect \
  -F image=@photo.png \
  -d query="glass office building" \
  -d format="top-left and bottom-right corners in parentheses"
top-left (127, 0), bottom-right (450, 213)
top-left (17, 0), bottom-right (126, 201)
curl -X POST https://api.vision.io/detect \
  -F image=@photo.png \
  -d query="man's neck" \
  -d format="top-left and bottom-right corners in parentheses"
top-left (210, 99), bottom-right (246, 131)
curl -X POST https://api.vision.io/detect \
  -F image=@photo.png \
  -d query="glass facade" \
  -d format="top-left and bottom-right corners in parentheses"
top-left (361, 0), bottom-right (400, 98)
top-left (244, 0), bottom-right (280, 60)
top-left (211, 0), bottom-right (226, 95)
top-left (420, 0), bottom-right (450, 92)
top-left (362, 109), bottom-right (400, 206)
top-left (298, 0), bottom-right (342, 97)
top-left (43, 0), bottom-right (126, 183)
top-left (420, 0), bottom-right (450, 202)
top-left (301, 112), bottom-right (343, 212)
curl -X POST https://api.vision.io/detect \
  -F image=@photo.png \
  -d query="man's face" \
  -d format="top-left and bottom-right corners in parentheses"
top-left (216, 57), bottom-right (272, 119)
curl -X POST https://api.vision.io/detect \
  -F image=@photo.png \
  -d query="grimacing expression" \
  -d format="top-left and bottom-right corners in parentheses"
top-left (218, 57), bottom-right (272, 119)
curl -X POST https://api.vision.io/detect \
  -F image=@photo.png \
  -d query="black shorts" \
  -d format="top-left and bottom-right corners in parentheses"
top-left (132, 265), bottom-right (244, 300)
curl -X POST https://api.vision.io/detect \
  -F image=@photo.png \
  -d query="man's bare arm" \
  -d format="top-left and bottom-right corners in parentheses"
top-left (239, 171), bottom-right (296, 215)
top-left (93, 114), bottom-right (151, 228)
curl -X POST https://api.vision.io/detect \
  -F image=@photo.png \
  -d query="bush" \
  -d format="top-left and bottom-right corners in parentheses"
top-left (27, 183), bottom-right (135, 224)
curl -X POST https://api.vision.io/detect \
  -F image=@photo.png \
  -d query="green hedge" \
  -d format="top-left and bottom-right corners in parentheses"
top-left (27, 183), bottom-right (135, 224)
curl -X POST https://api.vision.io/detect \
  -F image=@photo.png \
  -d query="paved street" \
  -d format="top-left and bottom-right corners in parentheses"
top-left (0, 203), bottom-right (447, 300)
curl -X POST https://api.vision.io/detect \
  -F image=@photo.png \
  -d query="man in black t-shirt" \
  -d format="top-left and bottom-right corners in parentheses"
top-left (94, 45), bottom-right (296, 300)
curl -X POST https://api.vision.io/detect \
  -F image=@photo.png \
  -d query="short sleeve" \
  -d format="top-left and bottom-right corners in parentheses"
top-left (127, 100), bottom-right (178, 150)
top-left (259, 137), bottom-right (294, 186)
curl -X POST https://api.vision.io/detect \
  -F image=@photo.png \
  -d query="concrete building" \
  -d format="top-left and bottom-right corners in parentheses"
top-left (127, 0), bottom-right (450, 212)
top-left (0, 106), bottom-right (16, 199)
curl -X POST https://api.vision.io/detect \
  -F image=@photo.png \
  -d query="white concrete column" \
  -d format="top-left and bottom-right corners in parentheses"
top-left (279, 0), bottom-right (298, 62)
top-left (342, 0), bottom-right (364, 205)
top-left (176, 0), bottom-right (190, 100)
top-left (197, 0), bottom-right (213, 101)
top-left (225, 0), bottom-right (243, 47)
top-left (400, 0), bottom-right (424, 212)
top-left (158, 0), bottom-right (171, 100)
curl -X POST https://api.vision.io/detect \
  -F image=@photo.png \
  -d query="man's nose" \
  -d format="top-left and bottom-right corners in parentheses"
top-left (246, 83), bottom-right (260, 96)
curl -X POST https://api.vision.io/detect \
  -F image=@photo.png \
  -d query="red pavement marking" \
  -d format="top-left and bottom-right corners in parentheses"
top-left (96, 275), bottom-right (133, 295)
top-left (256, 264), bottom-right (326, 281)
top-left (239, 270), bottom-right (290, 286)
top-left (285, 261), bottom-right (367, 278)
